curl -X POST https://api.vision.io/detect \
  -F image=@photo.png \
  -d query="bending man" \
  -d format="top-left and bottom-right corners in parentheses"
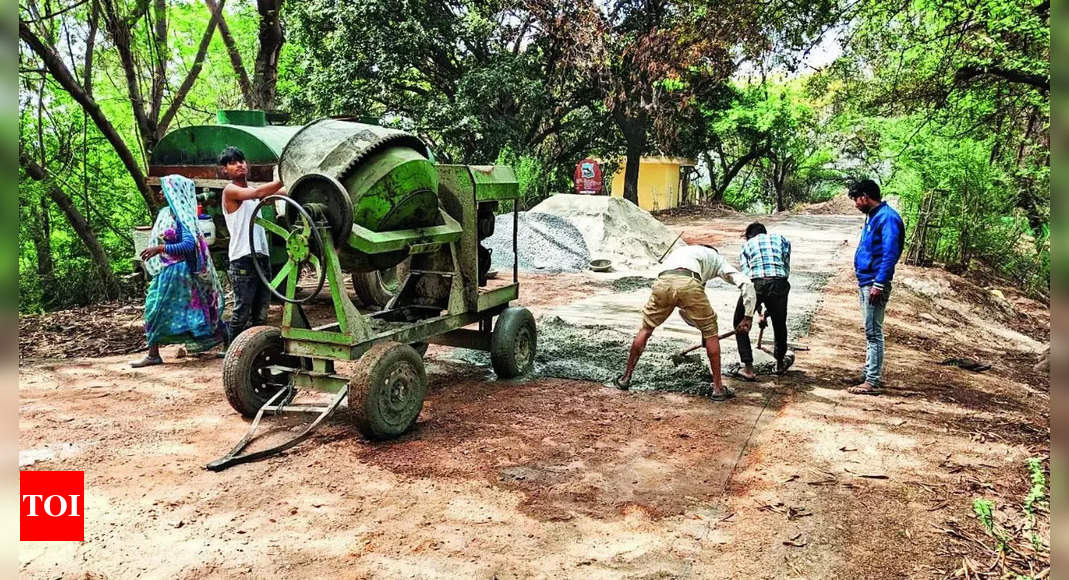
top-left (616, 244), bottom-right (756, 401)
top-left (734, 222), bottom-right (792, 380)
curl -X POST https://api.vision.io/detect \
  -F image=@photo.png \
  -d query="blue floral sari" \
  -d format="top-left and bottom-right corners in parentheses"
top-left (142, 175), bottom-right (225, 350)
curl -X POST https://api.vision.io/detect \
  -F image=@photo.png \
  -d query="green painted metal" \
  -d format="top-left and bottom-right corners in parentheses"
top-left (477, 284), bottom-right (519, 311)
top-left (279, 119), bottom-right (441, 272)
top-left (152, 124), bottom-right (302, 165)
top-left (469, 165), bottom-right (520, 201)
top-left (346, 213), bottom-right (462, 255)
top-left (284, 339), bottom-right (353, 361)
top-left (217, 110), bottom-right (267, 126)
top-left (290, 372), bottom-right (349, 394)
top-left (346, 147), bottom-right (439, 231)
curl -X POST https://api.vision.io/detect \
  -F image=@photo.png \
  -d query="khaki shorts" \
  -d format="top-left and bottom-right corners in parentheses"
top-left (641, 274), bottom-right (719, 338)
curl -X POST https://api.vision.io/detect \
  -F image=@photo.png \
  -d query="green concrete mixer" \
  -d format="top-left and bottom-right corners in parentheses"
top-left (209, 119), bottom-right (536, 471)
top-left (146, 111), bottom-right (417, 308)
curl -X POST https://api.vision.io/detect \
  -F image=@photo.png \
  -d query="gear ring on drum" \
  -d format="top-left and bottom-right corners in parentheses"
top-left (249, 194), bottom-right (327, 304)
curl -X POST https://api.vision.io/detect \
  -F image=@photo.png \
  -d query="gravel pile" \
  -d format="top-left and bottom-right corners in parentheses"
top-left (529, 194), bottom-right (679, 273)
top-left (484, 212), bottom-right (590, 273)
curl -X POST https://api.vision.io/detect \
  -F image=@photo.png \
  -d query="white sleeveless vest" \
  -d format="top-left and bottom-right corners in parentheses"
top-left (224, 197), bottom-right (270, 261)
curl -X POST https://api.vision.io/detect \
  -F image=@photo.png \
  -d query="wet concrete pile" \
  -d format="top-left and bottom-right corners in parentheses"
top-left (610, 276), bottom-right (654, 293)
top-left (447, 316), bottom-right (728, 395)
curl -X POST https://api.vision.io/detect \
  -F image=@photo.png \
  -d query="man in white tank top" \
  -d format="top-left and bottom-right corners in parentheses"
top-left (219, 146), bottom-right (287, 342)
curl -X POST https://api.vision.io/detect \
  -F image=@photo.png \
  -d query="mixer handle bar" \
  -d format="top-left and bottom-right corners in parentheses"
top-left (250, 194), bottom-right (328, 304)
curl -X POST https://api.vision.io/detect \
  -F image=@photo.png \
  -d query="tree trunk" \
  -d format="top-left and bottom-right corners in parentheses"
top-left (778, 163), bottom-right (786, 213)
top-left (21, 154), bottom-right (120, 299)
top-left (615, 111), bottom-right (647, 206)
top-left (33, 196), bottom-right (56, 306)
top-left (252, 0), bottom-right (284, 110)
top-left (205, 0), bottom-right (254, 108)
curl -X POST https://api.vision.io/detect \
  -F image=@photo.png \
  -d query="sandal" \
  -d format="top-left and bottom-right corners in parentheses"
top-left (613, 375), bottom-right (631, 391)
top-left (848, 384), bottom-right (882, 396)
top-left (710, 387), bottom-right (736, 401)
top-left (728, 368), bottom-right (757, 382)
top-left (130, 355), bottom-right (163, 368)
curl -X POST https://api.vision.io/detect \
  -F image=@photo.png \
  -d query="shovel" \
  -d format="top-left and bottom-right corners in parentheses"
top-left (669, 329), bottom-right (736, 365)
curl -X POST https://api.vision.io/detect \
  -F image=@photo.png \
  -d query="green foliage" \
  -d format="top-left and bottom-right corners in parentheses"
top-left (493, 147), bottom-right (568, 212)
top-left (17, 0), bottom-right (1051, 312)
top-left (971, 457), bottom-right (1049, 573)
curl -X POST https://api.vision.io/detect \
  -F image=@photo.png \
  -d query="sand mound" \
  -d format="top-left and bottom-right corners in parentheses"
top-left (798, 195), bottom-right (856, 215)
top-left (529, 194), bottom-right (678, 272)
top-left (485, 212), bottom-right (590, 273)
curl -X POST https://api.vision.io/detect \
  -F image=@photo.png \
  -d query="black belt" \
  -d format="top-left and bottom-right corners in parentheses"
top-left (658, 268), bottom-right (701, 282)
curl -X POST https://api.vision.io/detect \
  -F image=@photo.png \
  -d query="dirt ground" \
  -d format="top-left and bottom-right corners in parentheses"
top-left (19, 207), bottom-right (1049, 578)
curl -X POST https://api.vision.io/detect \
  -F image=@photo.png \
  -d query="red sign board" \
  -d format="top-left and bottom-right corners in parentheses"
top-left (574, 158), bottom-right (603, 194)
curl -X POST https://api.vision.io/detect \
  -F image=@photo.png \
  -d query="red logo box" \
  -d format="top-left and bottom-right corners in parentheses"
top-left (20, 471), bottom-right (84, 541)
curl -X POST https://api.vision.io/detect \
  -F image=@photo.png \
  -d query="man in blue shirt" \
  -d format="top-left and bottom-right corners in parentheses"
top-left (847, 179), bottom-right (905, 395)
top-left (733, 222), bottom-right (792, 379)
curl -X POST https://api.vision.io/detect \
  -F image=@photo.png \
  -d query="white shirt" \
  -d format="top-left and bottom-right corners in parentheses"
top-left (662, 245), bottom-right (757, 317)
top-left (224, 197), bottom-right (270, 261)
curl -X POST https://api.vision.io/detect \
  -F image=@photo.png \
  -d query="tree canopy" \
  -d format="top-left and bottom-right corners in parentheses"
top-left (18, 0), bottom-right (1050, 311)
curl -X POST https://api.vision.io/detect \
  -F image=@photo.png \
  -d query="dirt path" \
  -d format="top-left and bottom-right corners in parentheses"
top-left (19, 210), bottom-right (1048, 578)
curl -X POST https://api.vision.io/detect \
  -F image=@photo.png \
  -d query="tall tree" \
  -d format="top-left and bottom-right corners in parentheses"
top-left (20, 152), bottom-right (120, 299)
top-left (834, 0), bottom-right (1049, 233)
top-left (205, 0), bottom-right (285, 110)
top-left (575, 0), bottom-right (839, 205)
top-left (281, 0), bottom-right (608, 166)
top-left (20, 0), bottom-right (226, 212)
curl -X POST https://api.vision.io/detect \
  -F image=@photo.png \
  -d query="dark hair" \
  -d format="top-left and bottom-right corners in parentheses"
top-left (743, 222), bottom-right (767, 239)
top-left (218, 146), bottom-right (246, 166)
top-left (848, 179), bottom-right (881, 201)
top-left (700, 243), bottom-right (719, 253)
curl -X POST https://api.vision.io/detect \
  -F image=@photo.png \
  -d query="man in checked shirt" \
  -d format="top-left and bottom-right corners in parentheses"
top-left (733, 222), bottom-right (792, 380)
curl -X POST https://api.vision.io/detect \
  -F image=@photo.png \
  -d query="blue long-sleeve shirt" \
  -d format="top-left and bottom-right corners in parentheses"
top-left (163, 221), bottom-right (198, 268)
top-left (854, 202), bottom-right (905, 289)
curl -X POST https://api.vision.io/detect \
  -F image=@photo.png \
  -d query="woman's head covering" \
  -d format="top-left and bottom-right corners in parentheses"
top-left (145, 175), bottom-right (209, 276)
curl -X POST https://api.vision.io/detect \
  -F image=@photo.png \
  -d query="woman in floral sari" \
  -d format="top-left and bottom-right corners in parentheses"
top-left (131, 175), bottom-right (226, 367)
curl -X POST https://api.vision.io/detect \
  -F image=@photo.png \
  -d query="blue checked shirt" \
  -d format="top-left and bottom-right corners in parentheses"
top-left (739, 233), bottom-right (791, 279)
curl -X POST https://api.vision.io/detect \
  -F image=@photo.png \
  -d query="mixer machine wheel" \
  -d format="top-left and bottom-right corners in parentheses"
top-left (351, 257), bottom-right (410, 307)
top-left (490, 307), bottom-right (537, 379)
top-left (349, 341), bottom-right (427, 439)
top-left (223, 326), bottom-right (300, 417)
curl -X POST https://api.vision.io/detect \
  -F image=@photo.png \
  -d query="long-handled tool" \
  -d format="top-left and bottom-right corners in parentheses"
top-left (657, 231), bottom-right (685, 263)
top-left (670, 329), bottom-right (736, 365)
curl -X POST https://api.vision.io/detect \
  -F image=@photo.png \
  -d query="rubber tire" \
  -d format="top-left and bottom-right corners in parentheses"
top-left (350, 341), bottom-right (427, 439)
top-left (223, 326), bottom-right (298, 418)
top-left (410, 342), bottom-right (429, 357)
top-left (490, 307), bottom-right (537, 379)
top-left (352, 258), bottom-right (410, 308)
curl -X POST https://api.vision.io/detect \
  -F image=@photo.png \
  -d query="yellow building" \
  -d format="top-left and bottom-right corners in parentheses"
top-left (608, 156), bottom-right (697, 211)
